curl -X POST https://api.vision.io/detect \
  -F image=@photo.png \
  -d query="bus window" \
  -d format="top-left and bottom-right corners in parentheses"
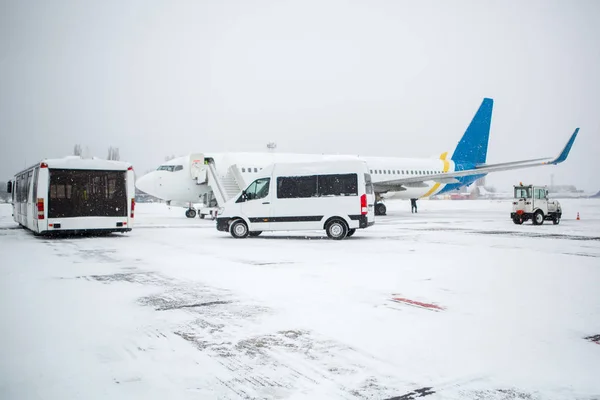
top-left (48, 169), bottom-right (127, 218)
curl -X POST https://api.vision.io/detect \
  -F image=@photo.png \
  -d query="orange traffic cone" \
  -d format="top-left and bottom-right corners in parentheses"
top-left (577, 212), bottom-right (580, 220)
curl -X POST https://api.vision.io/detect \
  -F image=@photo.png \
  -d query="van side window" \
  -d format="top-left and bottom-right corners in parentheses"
top-left (318, 174), bottom-right (357, 196)
top-left (277, 176), bottom-right (317, 198)
top-left (244, 178), bottom-right (270, 201)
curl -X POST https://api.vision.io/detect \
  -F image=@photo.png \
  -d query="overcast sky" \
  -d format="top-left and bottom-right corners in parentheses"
top-left (1, 0), bottom-right (599, 192)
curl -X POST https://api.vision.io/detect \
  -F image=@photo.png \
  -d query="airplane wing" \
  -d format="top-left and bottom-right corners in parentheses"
top-left (373, 128), bottom-right (579, 192)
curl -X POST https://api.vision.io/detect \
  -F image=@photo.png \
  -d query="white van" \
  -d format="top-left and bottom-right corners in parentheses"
top-left (216, 160), bottom-right (375, 239)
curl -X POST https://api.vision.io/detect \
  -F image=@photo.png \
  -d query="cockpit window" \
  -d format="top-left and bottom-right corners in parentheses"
top-left (157, 165), bottom-right (183, 172)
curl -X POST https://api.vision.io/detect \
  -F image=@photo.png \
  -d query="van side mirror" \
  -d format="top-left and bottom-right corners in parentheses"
top-left (236, 190), bottom-right (247, 203)
top-left (6, 181), bottom-right (12, 194)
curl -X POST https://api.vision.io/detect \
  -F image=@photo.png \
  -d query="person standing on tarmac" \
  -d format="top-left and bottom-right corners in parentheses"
top-left (410, 198), bottom-right (418, 213)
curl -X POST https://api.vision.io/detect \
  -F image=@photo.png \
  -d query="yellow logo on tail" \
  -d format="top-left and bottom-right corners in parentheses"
top-left (420, 152), bottom-right (451, 198)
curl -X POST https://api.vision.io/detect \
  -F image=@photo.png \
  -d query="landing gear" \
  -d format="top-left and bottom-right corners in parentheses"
top-left (185, 208), bottom-right (197, 218)
top-left (375, 203), bottom-right (387, 216)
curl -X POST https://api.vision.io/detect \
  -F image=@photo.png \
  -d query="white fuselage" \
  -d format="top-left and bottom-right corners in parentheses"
top-left (136, 151), bottom-right (455, 205)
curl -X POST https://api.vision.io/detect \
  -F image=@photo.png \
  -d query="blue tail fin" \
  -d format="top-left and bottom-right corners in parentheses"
top-left (451, 98), bottom-right (494, 165)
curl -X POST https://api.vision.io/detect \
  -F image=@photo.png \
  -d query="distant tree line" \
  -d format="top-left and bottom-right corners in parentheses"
top-left (0, 181), bottom-right (9, 203)
top-left (72, 144), bottom-right (121, 161)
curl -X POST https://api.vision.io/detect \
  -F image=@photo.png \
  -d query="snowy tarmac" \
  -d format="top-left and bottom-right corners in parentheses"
top-left (1, 199), bottom-right (599, 400)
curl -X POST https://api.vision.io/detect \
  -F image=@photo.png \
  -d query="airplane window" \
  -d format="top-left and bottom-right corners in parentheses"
top-left (254, 168), bottom-right (258, 173)
top-left (174, 165), bottom-right (183, 172)
top-left (242, 168), bottom-right (246, 172)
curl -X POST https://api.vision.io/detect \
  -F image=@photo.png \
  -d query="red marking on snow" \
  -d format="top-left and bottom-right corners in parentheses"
top-left (391, 297), bottom-right (445, 311)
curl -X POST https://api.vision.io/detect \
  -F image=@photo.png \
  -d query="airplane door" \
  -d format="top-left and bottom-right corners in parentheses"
top-left (240, 177), bottom-right (272, 232)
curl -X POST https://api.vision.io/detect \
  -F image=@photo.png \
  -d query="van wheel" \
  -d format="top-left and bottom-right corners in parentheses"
top-left (249, 231), bottom-right (262, 237)
top-left (230, 219), bottom-right (249, 238)
top-left (325, 219), bottom-right (348, 240)
top-left (346, 229), bottom-right (356, 237)
top-left (185, 208), bottom-right (197, 218)
top-left (533, 210), bottom-right (544, 225)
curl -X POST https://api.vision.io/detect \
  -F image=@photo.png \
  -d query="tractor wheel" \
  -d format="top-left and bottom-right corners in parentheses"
top-left (533, 210), bottom-right (544, 225)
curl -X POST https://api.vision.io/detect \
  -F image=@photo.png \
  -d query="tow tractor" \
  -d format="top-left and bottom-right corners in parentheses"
top-left (511, 183), bottom-right (562, 225)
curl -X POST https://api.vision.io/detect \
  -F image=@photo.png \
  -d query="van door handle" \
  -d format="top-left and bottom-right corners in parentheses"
top-left (262, 202), bottom-right (270, 204)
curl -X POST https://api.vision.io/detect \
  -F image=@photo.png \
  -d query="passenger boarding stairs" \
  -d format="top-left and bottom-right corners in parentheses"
top-left (190, 154), bottom-right (246, 207)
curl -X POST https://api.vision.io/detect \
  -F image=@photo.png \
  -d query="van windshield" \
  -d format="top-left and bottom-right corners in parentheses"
top-left (48, 169), bottom-right (127, 218)
top-left (244, 178), bottom-right (270, 201)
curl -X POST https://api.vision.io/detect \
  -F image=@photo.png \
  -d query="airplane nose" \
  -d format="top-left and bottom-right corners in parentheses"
top-left (136, 173), bottom-right (157, 196)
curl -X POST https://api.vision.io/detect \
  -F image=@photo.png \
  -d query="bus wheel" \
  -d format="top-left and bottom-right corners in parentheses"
top-left (185, 209), bottom-right (197, 218)
top-left (230, 219), bottom-right (249, 239)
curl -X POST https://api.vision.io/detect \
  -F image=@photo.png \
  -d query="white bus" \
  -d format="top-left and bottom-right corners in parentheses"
top-left (216, 160), bottom-right (375, 239)
top-left (6, 156), bottom-right (136, 235)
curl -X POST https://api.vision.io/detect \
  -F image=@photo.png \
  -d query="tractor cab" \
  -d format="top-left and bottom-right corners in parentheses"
top-left (511, 183), bottom-right (561, 225)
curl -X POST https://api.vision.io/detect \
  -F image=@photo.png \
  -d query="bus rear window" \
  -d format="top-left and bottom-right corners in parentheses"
top-left (48, 169), bottom-right (127, 218)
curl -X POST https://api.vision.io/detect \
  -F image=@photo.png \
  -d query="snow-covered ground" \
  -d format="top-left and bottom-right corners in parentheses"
top-left (1, 199), bottom-right (599, 400)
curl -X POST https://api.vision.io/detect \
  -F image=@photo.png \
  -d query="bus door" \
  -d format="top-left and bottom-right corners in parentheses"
top-left (31, 168), bottom-right (39, 231)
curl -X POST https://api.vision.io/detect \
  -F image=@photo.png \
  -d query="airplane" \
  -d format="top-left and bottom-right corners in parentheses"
top-left (135, 98), bottom-right (579, 217)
